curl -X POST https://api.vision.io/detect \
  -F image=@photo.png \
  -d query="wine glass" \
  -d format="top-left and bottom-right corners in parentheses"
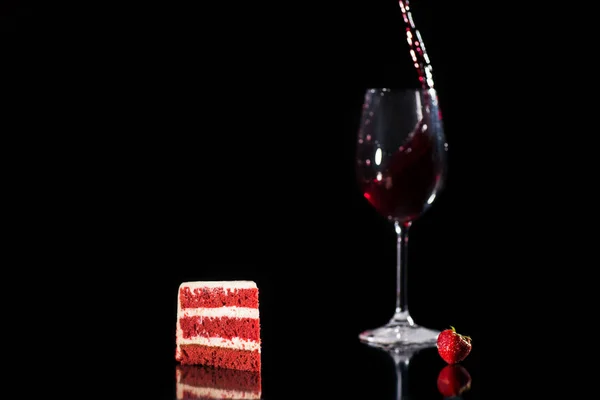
top-left (355, 86), bottom-right (448, 347)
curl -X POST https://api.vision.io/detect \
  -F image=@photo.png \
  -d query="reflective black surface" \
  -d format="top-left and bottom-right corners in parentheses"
top-left (164, 341), bottom-right (479, 400)
top-left (128, 265), bottom-right (481, 400)
top-left (140, 309), bottom-right (480, 400)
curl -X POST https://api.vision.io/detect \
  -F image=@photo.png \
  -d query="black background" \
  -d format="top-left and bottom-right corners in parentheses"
top-left (3, 1), bottom-right (492, 398)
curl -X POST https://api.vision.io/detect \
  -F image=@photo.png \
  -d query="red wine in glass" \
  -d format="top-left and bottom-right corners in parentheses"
top-left (361, 117), bottom-right (445, 223)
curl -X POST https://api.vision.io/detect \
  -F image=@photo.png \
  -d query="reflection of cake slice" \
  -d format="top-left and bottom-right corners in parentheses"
top-left (175, 365), bottom-right (262, 400)
top-left (175, 281), bottom-right (261, 372)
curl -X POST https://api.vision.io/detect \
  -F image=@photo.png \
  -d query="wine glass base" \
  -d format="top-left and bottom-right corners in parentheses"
top-left (359, 321), bottom-right (440, 349)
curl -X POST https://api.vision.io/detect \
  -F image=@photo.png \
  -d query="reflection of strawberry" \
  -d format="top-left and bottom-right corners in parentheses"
top-left (437, 326), bottom-right (472, 364)
top-left (437, 364), bottom-right (472, 397)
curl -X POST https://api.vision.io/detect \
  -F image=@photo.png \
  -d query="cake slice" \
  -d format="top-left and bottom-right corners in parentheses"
top-left (175, 281), bottom-right (261, 372)
top-left (175, 365), bottom-right (262, 400)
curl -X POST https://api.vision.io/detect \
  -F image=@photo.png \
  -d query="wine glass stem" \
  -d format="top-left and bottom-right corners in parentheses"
top-left (394, 220), bottom-right (413, 323)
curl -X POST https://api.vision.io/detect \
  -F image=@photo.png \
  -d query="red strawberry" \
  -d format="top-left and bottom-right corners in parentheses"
top-left (436, 364), bottom-right (472, 397)
top-left (436, 326), bottom-right (472, 364)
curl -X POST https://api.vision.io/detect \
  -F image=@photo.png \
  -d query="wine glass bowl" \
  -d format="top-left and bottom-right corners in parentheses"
top-left (355, 87), bottom-right (448, 348)
top-left (356, 88), bottom-right (447, 223)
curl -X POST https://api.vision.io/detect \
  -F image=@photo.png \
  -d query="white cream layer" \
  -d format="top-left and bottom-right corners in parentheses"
top-left (176, 383), bottom-right (261, 400)
top-left (179, 281), bottom-right (257, 291)
top-left (177, 336), bottom-right (261, 352)
top-left (178, 306), bottom-right (259, 319)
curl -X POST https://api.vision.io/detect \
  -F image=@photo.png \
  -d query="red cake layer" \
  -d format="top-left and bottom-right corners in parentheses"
top-left (179, 316), bottom-right (260, 341)
top-left (179, 287), bottom-right (258, 309)
top-left (176, 365), bottom-right (261, 392)
top-left (178, 345), bottom-right (260, 372)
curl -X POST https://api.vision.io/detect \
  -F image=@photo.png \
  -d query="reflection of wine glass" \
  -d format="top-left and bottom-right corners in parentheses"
top-left (376, 345), bottom-right (433, 400)
top-left (356, 87), bottom-right (448, 347)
